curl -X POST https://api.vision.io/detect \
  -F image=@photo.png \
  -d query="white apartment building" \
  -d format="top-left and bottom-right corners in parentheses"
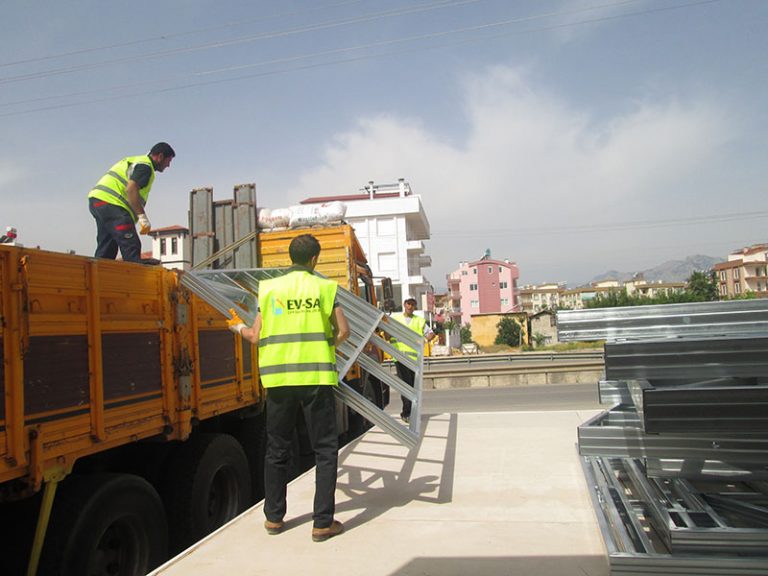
top-left (149, 225), bottom-right (191, 271)
top-left (301, 179), bottom-right (432, 310)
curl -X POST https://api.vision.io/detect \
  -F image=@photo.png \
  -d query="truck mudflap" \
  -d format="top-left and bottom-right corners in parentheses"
top-left (181, 269), bottom-right (424, 449)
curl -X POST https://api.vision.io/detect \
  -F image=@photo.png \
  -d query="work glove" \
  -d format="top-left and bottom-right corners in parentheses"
top-left (137, 214), bottom-right (151, 235)
top-left (227, 308), bottom-right (246, 335)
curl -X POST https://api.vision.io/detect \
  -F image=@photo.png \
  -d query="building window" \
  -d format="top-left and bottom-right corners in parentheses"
top-left (719, 270), bottom-right (726, 282)
top-left (171, 237), bottom-right (178, 255)
top-left (470, 299), bottom-right (479, 308)
top-left (499, 266), bottom-right (503, 273)
top-left (735, 283), bottom-right (741, 294)
top-left (461, 270), bottom-right (468, 276)
top-left (501, 298), bottom-right (509, 306)
top-left (488, 266), bottom-right (493, 274)
top-left (473, 268), bottom-right (477, 275)
top-left (734, 269), bottom-right (740, 280)
top-left (160, 238), bottom-right (166, 256)
top-left (470, 283), bottom-right (478, 291)
top-left (500, 281), bottom-right (508, 289)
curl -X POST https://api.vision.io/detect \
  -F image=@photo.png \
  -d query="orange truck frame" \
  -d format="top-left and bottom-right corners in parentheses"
top-left (0, 223), bottom-right (386, 576)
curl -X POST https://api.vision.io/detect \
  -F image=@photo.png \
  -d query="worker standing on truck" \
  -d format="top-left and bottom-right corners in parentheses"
top-left (87, 142), bottom-right (175, 262)
top-left (391, 297), bottom-right (435, 423)
top-left (228, 234), bottom-right (350, 542)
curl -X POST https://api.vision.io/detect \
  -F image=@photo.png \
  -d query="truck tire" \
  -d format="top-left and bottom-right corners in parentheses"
top-left (39, 473), bottom-right (168, 576)
top-left (162, 433), bottom-right (250, 553)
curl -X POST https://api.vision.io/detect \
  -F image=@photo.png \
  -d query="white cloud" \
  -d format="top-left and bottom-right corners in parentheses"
top-left (289, 65), bottom-right (735, 287)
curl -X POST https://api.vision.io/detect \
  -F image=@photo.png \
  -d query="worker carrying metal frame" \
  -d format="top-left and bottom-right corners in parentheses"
top-left (227, 233), bottom-right (350, 542)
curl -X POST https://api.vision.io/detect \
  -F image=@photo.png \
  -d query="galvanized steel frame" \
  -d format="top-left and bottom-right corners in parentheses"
top-left (181, 267), bottom-right (424, 449)
top-left (581, 455), bottom-right (768, 575)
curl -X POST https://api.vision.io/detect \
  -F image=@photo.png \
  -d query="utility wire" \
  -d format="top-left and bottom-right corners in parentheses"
top-left (0, 0), bottom-right (370, 68)
top-left (431, 209), bottom-right (768, 238)
top-left (0, 0), bottom-right (722, 117)
top-left (0, 0), bottom-right (483, 84)
top-left (0, 0), bottom-right (647, 108)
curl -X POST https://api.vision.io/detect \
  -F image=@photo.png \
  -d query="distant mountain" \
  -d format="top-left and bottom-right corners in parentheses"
top-left (589, 254), bottom-right (723, 285)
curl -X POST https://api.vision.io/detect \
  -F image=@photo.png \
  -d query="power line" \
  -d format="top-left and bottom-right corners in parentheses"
top-left (0, 0), bottom-right (483, 85)
top-left (0, 0), bottom-right (371, 69)
top-left (431, 209), bottom-right (768, 238)
top-left (0, 0), bottom-right (722, 117)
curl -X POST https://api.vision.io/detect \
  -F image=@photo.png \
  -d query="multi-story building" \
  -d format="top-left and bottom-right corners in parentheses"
top-left (448, 251), bottom-right (520, 326)
top-left (149, 225), bottom-right (191, 270)
top-left (301, 179), bottom-right (431, 310)
top-left (518, 283), bottom-right (565, 314)
top-left (714, 243), bottom-right (768, 298)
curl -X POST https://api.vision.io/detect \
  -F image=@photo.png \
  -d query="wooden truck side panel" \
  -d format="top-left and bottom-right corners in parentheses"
top-left (0, 246), bottom-right (260, 496)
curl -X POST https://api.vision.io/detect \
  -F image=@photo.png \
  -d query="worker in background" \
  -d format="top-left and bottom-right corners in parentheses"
top-left (391, 297), bottom-right (436, 424)
top-left (87, 142), bottom-right (175, 262)
top-left (228, 234), bottom-right (350, 542)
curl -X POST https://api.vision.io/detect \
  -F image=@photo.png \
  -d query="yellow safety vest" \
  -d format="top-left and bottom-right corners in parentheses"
top-left (391, 312), bottom-right (425, 360)
top-left (88, 155), bottom-right (155, 222)
top-left (258, 269), bottom-right (338, 388)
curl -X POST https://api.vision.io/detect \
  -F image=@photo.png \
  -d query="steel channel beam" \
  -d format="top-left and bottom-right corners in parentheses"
top-left (604, 337), bottom-right (768, 381)
top-left (639, 383), bottom-right (768, 434)
top-left (578, 407), bottom-right (768, 464)
top-left (557, 299), bottom-right (768, 343)
top-left (646, 458), bottom-right (768, 480)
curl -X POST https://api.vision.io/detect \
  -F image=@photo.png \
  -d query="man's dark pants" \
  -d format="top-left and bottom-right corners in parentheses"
top-left (88, 198), bottom-right (141, 262)
top-left (395, 362), bottom-right (416, 419)
top-left (264, 385), bottom-right (338, 529)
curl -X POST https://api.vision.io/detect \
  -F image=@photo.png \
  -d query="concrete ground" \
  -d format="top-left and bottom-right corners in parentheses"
top-left (150, 410), bottom-right (608, 576)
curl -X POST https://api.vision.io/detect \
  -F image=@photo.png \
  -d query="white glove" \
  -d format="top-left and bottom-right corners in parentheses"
top-left (137, 214), bottom-right (151, 235)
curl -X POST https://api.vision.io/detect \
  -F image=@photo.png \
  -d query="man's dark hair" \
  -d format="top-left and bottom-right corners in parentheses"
top-left (150, 142), bottom-right (176, 158)
top-left (289, 234), bottom-right (321, 265)
top-left (404, 297), bottom-right (417, 306)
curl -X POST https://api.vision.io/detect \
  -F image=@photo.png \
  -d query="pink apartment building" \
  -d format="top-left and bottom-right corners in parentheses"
top-left (448, 252), bottom-right (520, 326)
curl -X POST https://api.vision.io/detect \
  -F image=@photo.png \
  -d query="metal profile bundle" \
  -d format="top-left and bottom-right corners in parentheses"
top-left (557, 299), bottom-right (768, 342)
top-left (604, 336), bottom-right (768, 381)
top-left (565, 302), bottom-right (768, 574)
top-left (180, 267), bottom-right (424, 449)
top-left (188, 184), bottom-right (259, 269)
top-left (578, 405), bottom-right (768, 464)
top-left (581, 455), bottom-right (768, 576)
top-left (621, 378), bottom-right (768, 434)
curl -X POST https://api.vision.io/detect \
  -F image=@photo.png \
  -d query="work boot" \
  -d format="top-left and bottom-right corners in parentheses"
top-left (312, 520), bottom-right (344, 542)
top-left (264, 519), bottom-right (284, 535)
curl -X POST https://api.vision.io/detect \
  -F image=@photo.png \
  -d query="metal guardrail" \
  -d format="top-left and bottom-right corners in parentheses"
top-left (418, 350), bottom-right (603, 369)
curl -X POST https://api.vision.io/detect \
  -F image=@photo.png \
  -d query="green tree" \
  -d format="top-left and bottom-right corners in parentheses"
top-left (686, 270), bottom-right (718, 301)
top-left (460, 324), bottom-right (473, 344)
top-left (494, 317), bottom-right (522, 347)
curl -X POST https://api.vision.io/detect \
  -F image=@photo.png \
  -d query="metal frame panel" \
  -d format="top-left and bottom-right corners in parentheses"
top-left (558, 300), bottom-right (768, 342)
top-left (181, 267), bottom-right (423, 448)
top-left (581, 456), bottom-right (768, 576)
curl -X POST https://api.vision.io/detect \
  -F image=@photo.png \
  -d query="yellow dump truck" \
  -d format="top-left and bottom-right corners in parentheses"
top-left (0, 223), bottom-right (387, 576)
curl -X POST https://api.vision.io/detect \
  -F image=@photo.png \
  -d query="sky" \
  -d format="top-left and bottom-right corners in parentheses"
top-left (2, 0), bottom-right (767, 290)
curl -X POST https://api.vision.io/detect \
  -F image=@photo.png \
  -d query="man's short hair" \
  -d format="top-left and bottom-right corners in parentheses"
top-left (404, 297), bottom-right (417, 306)
top-left (150, 142), bottom-right (176, 158)
top-left (289, 234), bottom-right (321, 265)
